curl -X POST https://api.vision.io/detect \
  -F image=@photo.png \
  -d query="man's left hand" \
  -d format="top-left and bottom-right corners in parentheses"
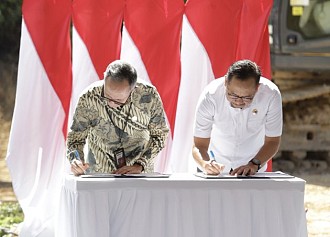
top-left (113, 164), bottom-right (143, 174)
top-left (230, 163), bottom-right (258, 176)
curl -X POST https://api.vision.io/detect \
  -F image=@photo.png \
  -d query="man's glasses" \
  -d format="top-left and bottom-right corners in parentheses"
top-left (227, 91), bottom-right (254, 103)
top-left (100, 95), bottom-right (128, 106)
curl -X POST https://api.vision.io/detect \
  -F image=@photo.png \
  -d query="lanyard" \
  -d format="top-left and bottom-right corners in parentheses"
top-left (106, 102), bottom-right (133, 146)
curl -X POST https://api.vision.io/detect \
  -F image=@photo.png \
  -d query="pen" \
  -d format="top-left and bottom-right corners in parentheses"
top-left (209, 150), bottom-right (216, 162)
top-left (72, 150), bottom-right (87, 175)
top-left (73, 150), bottom-right (80, 160)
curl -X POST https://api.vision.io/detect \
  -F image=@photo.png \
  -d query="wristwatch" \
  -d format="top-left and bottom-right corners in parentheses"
top-left (249, 158), bottom-right (261, 171)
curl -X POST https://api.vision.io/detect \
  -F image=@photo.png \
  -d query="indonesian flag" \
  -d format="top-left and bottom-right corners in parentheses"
top-left (6, 0), bottom-right (72, 235)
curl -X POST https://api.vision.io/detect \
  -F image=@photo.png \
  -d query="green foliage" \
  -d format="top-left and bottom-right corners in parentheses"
top-left (0, 202), bottom-right (23, 236)
top-left (0, 0), bottom-right (22, 56)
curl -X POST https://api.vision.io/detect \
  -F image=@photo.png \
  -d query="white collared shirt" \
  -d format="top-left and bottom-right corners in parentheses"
top-left (194, 77), bottom-right (282, 172)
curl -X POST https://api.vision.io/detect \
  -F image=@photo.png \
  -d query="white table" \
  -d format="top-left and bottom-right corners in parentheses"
top-left (56, 173), bottom-right (307, 237)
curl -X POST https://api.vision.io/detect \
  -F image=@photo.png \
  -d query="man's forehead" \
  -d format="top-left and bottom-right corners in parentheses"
top-left (104, 80), bottom-right (131, 97)
top-left (105, 78), bottom-right (130, 88)
top-left (228, 77), bottom-right (257, 86)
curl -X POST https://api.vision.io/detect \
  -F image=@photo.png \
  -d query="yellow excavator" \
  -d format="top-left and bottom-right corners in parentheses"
top-left (269, 0), bottom-right (330, 172)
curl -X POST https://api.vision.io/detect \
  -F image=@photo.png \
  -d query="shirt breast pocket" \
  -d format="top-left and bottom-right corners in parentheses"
top-left (214, 120), bottom-right (236, 137)
top-left (247, 117), bottom-right (265, 133)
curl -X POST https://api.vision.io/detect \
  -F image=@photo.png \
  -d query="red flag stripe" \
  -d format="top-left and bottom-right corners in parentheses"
top-left (185, 0), bottom-right (273, 78)
top-left (22, 0), bottom-right (72, 134)
top-left (72, 0), bottom-right (125, 79)
top-left (236, 0), bottom-right (273, 78)
top-left (124, 0), bottom-right (185, 133)
top-left (185, 0), bottom-right (244, 78)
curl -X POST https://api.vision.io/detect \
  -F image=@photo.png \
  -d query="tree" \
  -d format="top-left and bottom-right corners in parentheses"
top-left (0, 0), bottom-right (22, 58)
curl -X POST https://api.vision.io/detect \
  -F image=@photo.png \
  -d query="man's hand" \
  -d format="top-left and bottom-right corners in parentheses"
top-left (71, 159), bottom-right (89, 176)
top-left (202, 160), bottom-right (225, 175)
top-left (113, 164), bottom-right (143, 174)
top-left (230, 163), bottom-right (258, 176)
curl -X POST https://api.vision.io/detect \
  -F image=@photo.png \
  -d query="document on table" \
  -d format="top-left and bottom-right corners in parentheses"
top-left (80, 172), bottom-right (171, 178)
top-left (194, 171), bottom-right (294, 179)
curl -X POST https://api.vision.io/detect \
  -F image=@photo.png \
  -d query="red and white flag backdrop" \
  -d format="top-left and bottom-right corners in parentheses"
top-left (6, 0), bottom-right (72, 236)
top-left (175, 0), bottom-right (273, 171)
top-left (6, 0), bottom-right (273, 235)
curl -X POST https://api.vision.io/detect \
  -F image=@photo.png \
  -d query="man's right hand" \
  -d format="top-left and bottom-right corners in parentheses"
top-left (202, 160), bottom-right (224, 175)
top-left (71, 159), bottom-right (89, 176)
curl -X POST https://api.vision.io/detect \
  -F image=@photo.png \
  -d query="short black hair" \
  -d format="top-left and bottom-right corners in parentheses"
top-left (226, 59), bottom-right (261, 84)
top-left (104, 60), bottom-right (137, 87)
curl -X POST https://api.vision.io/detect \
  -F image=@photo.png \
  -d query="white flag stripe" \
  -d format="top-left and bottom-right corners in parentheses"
top-left (6, 19), bottom-right (67, 236)
top-left (120, 25), bottom-right (173, 173)
top-left (70, 26), bottom-right (100, 121)
top-left (70, 26), bottom-right (104, 165)
top-left (120, 25), bottom-right (150, 84)
top-left (171, 15), bottom-right (215, 172)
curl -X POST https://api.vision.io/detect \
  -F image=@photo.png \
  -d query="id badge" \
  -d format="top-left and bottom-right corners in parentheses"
top-left (114, 148), bottom-right (126, 168)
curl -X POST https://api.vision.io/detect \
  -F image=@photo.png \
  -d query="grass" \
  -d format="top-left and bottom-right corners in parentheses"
top-left (0, 56), bottom-right (19, 235)
top-left (0, 202), bottom-right (23, 236)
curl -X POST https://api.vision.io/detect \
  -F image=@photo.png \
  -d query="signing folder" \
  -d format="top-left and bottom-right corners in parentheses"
top-left (194, 171), bottom-right (294, 179)
top-left (80, 172), bottom-right (170, 178)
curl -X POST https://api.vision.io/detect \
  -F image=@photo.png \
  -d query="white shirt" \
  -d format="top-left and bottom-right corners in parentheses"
top-left (194, 77), bottom-right (282, 172)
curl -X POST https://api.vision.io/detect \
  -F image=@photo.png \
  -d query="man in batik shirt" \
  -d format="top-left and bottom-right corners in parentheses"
top-left (67, 60), bottom-right (169, 175)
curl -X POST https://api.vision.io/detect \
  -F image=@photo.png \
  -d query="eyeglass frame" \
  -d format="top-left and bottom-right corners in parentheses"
top-left (100, 95), bottom-right (129, 106)
top-left (101, 86), bottom-right (133, 106)
top-left (226, 90), bottom-right (255, 103)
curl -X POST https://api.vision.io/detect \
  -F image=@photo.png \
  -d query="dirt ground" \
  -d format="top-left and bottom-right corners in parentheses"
top-left (303, 174), bottom-right (330, 236)
top-left (0, 119), bottom-right (330, 236)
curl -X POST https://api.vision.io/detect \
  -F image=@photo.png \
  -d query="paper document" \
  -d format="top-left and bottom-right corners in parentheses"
top-left (195, 171), bottom-right (294, 179)
top-left (80, 172), bottom-right (171, 178)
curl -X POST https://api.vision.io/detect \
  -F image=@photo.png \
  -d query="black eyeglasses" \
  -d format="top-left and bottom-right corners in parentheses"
top-left (227, 91), bottom-right (254, 103)
top-left (100, 96), bottom-right (128, 106)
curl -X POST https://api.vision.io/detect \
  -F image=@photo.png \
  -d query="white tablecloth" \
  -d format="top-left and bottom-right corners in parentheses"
top-left (56, 173), bottom-right (307, 237)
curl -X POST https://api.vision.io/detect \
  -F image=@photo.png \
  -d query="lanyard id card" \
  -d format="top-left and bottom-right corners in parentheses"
top-left (114, 148), bottom-right (126, 168)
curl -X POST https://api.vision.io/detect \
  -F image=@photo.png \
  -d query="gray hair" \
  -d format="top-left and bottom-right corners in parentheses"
top-left (104, 60), bottom-right (137, 87)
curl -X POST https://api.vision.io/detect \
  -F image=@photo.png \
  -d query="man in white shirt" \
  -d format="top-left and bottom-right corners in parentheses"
top-left (192, 59), bottom-right (282, 175)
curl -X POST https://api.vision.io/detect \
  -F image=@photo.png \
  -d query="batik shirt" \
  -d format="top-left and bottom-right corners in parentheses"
top-left (66, 80), bottom-right (169, 173)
